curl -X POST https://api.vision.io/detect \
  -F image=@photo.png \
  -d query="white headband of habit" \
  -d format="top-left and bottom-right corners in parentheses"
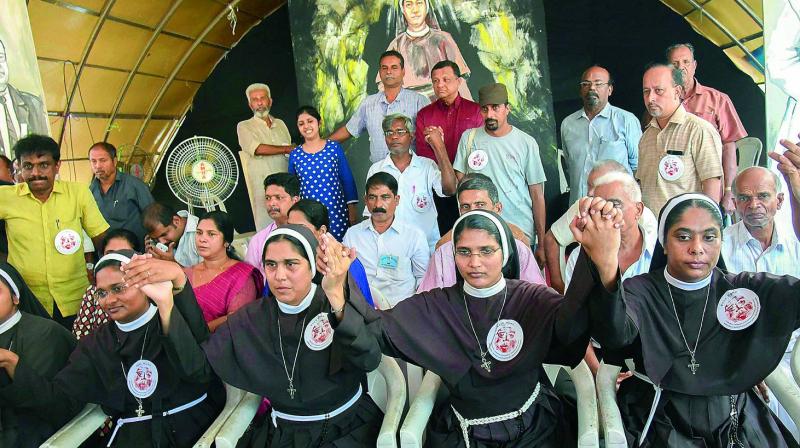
top-left (266, 228), bottom-right (317, 277)
top-left (0, 268), bottom-right (20, 299)
top-left (657, 193), bottom-right (722, 246)
top-left (451, 210), bottom-right (510, 267)
top-left (94, 252), bottom-right (132, 273)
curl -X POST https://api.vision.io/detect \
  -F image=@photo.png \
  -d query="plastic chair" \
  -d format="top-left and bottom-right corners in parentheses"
top-left (212, 355), bottom-right (407, 447)
top-left (194, 383), bottom-right (247, 447)
top-left (595, 362), bottom-right (627, 448)
top-left (40, 404), bottom-right (109, 448)
top-left (736, 137), bottom-right (763, 173)
top-left (398, 361), bottom-right (599, 447)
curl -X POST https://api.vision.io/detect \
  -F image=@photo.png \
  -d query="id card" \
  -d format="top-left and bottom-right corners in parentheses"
top-left (378, 255), bottom-right (399, 270)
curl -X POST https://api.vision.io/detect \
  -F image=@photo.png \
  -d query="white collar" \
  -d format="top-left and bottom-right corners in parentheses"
top-left (406, 25), bottom-right (430, 38)
top-left (277, 284), bottom-right (317, 314)
top-left (0, 311), bottom-right (21, 335)
top-left (664, 268), bottom-right (712, 291)
top-left (463, 277), bottom-right (506, 298)
top-left (115, 304), bottom-right (158, 332)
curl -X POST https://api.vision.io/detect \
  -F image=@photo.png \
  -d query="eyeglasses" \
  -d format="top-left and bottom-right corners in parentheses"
top-left (454, 247), bottom-right (502, 258)
top-left (384, 129), bottom-right (409, 137)
top-left (95, 284), bottom-right (128, 301)
top-left (579, 81), bottom-right (610, 89)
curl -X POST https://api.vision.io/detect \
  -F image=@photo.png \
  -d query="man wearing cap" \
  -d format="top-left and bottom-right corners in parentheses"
top-left (453, 82), bottom-right (547, 266)
top-left (236, 83), bottom-right (294, 230)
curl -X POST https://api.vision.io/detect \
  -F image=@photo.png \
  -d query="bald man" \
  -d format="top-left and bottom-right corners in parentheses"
top-left (560, 65), bottom-right (641, 204)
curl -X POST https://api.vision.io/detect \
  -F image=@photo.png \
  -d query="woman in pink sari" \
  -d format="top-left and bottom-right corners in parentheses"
top-left (185, 211), bottom-right (263, 332)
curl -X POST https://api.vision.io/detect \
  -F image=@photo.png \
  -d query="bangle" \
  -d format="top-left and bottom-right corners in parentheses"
top-left (331, 304), bottom-right (345, 314)
top-left (172, 283), bottom-right (185, 294)
top-left (724, 187), bottom-right (732, 192)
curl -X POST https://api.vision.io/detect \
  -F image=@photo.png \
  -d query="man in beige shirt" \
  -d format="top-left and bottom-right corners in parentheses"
top-left (637, 64), bottom-right (723, 214)
top-left (237, 83), bottom-right (294, 230)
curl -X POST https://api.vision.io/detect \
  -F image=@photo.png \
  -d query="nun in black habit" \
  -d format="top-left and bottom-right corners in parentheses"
top-left (0, 250), bottom-right (224, 447)
top-left (202, 225), bottom-right (384, 447)
top-left (320, 209), bottom-right (602, 447)
top-left (0, 261), bottom-right (78, 447)
top-left (571, 192), bottom-right (800, 447)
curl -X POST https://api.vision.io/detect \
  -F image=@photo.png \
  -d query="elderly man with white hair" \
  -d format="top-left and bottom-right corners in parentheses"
top-left (236, 83), bottom-right (294, 230)
top-left (563, 170), bottom-right (658, 378)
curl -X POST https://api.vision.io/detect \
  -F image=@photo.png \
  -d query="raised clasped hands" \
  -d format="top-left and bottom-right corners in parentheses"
top-left (569, 196), bottom-right (624, 266)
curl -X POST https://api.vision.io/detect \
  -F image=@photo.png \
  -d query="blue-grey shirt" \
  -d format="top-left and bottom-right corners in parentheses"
top-left (560, 103), bottom-right (641, 203)
top-left (346, 88), bottom-right (430, 163)
top-left (89, 171), bottom-right (154, 244)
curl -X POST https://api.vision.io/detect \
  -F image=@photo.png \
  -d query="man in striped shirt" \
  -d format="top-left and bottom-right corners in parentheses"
top-left (329, 50), bottom-right (429, 163)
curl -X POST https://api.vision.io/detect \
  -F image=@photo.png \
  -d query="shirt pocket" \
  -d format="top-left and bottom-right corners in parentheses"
top-left (377, 255), bottom-right (411, 281)
top-left (597, 138), bottom-right (630, 166)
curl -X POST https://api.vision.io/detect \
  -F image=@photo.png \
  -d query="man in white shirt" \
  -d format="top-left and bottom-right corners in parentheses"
top-left (722, 164), bottom-right (800, 439)
top-left (142, 202), bottom-right (201, 268)
top-left (563, 171), bottom-right (657, 380)
top-left (236, 83), bottom-right (294, 230)
top-left (343, 172), bottom-right (430, 308)
top-left (366, 113), bottom-right (456, 252)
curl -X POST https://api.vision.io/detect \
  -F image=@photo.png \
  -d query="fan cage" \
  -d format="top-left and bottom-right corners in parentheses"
top-left (165, 136), bottom-right (239, 208)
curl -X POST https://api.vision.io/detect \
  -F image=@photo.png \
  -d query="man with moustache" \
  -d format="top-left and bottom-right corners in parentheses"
top-left (88, 141), bottom-right (154, 243)
top-left (668, 43), bottom-right (747, 215)
top-left (236, 83), bottom-right (294, 230)
top-left (244, 172), bottom-right (300, 279)
top-left (330, 50), bottom-right (429, 163)
top-left (366, 113), bottom-right (456, 252)
top-left (453, 83), bottom-right (548, 266)
top-left (343, 172), bottom-right (429, 308)
top-left (560, 66), bottom-right (641, 204)
top-left (0, 135), bottom-right (109, 327)
top-left (0, 38), bottom-right (48, 159)
top-left (415, 60), bottom-right (483, 233)
top-left (637, 63), bottom-right (723, 214)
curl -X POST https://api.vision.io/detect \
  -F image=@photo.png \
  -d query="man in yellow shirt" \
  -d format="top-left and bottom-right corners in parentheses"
top-left (0, 135), bottom-right (108, 327)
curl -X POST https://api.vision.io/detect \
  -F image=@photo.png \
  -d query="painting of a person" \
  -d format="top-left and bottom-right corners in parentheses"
top-left (0, 37), bottom-right (48, 159)
top-left (380, 0), bottom-right (472, 101)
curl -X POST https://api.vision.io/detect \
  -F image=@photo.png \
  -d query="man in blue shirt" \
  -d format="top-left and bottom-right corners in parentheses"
top-left (560, 66), bottom-right (641, 204)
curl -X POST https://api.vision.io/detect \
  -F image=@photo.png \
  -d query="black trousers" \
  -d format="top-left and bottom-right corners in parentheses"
top-left (52, 304), bottom-right (76, 331)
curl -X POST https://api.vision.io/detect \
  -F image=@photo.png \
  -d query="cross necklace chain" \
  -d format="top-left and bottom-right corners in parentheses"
top-left (462, 286), bottom-right (509, 373)
top-left (276, 314), bottom-right (306, 399)
top-left (119, 325), bottom-right (150, 417)
top-left (666, 283), bottom-right (711, 375)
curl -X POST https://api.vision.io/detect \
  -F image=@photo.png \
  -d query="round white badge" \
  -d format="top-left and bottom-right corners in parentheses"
top-left (413, 192), bottom-right (431, 213)
top-left (127, 359), bottom-right (159, 399)
top-left (658, 154), bottom-right (684, 181)
top-left (486, 319), bottom-right (524, 362)
top-left (304, 312), bottom-right (335, 351)
top-left (716, 288), bottom-right (761, 331)
top-left (467, 150), bottom-right (489, 171)
top-left (54, 229), bottom-right (82, 255)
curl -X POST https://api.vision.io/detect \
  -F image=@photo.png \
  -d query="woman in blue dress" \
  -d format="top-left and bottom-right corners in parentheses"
top-left (289, 106), bottom-right (358, 241)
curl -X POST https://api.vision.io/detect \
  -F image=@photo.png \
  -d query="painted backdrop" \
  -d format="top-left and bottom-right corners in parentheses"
top-left (287, 0), bottom-right (559, 205)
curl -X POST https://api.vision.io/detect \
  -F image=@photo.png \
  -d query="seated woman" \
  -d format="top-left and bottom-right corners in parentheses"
top-left (287, 198), bottom-right (375, 308)
top-left (571, 193), bottom-right (800, 447)
top-left (0, 261), bottom-right (78, 448)
top-left (0, 250), bottom-right (224, 447)
top-left (321, 209), bottom-right (599, 446)
top-left (185, 211), bottom-right (262, 332)
top-left (202, 225), bottom-right (383, 446)
top-left (73, 228), bottom-right (141, 340)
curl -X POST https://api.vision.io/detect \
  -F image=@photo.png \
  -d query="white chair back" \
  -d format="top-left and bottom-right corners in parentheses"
top-left (736, 137), bottom-right (763, 173)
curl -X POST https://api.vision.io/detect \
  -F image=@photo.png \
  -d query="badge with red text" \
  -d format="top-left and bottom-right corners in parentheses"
top-left (413, 192), bottom-right (431, 212)
top-left (127, 360), bottom-right (159, 399)
top-left (658, 154), bottom-right (684, 181)
top-left (54, 229), bottom-right (82, 255)
top-left (486, 319), bottom-right (524, 362)
top-left (716, 288), bottom-right (760, 331)
top-left (468, 150), bottom-right (489, 171)
top-left (304, 313), bottom-right (334, 350)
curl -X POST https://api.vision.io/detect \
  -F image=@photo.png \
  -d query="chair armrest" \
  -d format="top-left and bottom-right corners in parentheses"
top-left (214, 392), bottom-right (262, 448)
top-left (40, 403), bottom-right (109, 448)
top-left (596, 362), bottom-right (627, 447)
top-left (570, 361), bottom-right (599, 447)
top-left (193, 383), bottom-right (246, 448)
top-left (376, 355), bottom-right (406, 448)
top-left (765, 364), bottom-right (800, 430)
top-left (399, 371), bottom-right (443, 448)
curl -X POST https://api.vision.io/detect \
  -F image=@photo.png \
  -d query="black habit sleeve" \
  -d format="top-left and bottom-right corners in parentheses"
top-left (328, 302), bottom-right (381, 372)
top-left (173, 279), bottom-right (210, 343)
top-left (160, 306), bottom-right (214, 383)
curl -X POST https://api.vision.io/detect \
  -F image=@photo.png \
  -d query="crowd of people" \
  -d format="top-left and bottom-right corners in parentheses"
top-left (0, 40), bottom-right (800, 448)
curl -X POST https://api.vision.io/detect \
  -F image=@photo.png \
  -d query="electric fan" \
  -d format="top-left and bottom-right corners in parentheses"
top-left (116, 144), bottom-right (155, 182)
top-left (164, 136), bottom-right (239, 212)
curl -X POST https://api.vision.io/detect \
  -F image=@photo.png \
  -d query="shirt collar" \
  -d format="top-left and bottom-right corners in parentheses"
top-left (383, 152), bottom-right (417, 171)
top-left (686, 79), bottom-right (708, 98)
top-left (736, 220), bottom-right (787, 250)
top-left (640, 222), bottom-right (658, 258)
top-left (649, 104), bottom-right (688, 130)
top-left (380, 88), bottom-right (407, 105)
top-left (18, 179), bottom-right (63, 197)
top-left (436, 94), bottom-right (463, 110)
top-left (178, 210), bottom-right (199, 232)
top-left (580, 102), bottom-right (612, 120)
top-left (367, 216), bottom-right (401, 235)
